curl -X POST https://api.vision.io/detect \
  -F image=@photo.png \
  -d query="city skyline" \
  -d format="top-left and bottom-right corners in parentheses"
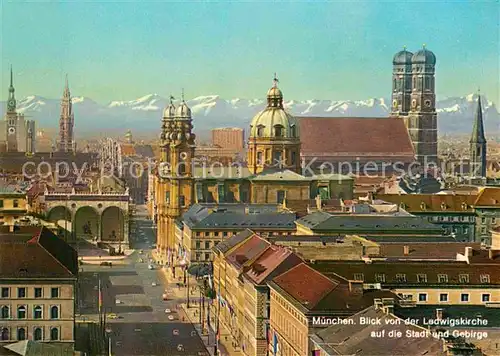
top-left (1, 1), bottom-right (499, 105)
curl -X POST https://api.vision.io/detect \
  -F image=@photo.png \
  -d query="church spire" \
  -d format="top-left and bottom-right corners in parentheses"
top-left (470, 92), bottom-right (486, 144)
top-left (64, 74), bottom-right (70, 97)
top-left (7, 65), bottom-right (16, 112)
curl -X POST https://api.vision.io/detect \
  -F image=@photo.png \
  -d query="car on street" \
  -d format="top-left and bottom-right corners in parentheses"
top-left (164, 308), bottom-right (171, 314)
top-left (173, 329), bottom-right (179, 336)
top-left (152, 282), bottom-right (157, 286)
top-left (139, 250), bottom-right (143, 254)
top-left (168, 315), bottom-right (175, 321)
top-left (100, 261), bottom-right (112, 267)
top-left (115, 299), bottom-right (122, 304)
top-left (162, 293), bottom-right (168, 301)
top-left (107, 313), bottom-right (118, 319)
top-left (148, 264), bottom-right (155, 270)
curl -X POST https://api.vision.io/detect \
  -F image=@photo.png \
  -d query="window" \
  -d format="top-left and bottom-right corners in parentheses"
top-left (34, 327), bottom-right (43, 341)
top-left (34, 288), bottom-right (42, 298)
top-left (418, 293), bottom-right (427, 302)
top-left (17, 288), bottom-right (26, 298)
top-left (195, 253), bottom-right (201, 261)
top-left (375, 274), bottom-right (386, 283)
top-left (437, 274), bottom-right (448, 283)
top-left (179, 195), bottom-right (186, 207)
top-left (277, 190), bottom-right (286, 204)
top-left (195, 183), bottom-right (203, 202)
top-left (217, 183), bottom-right (225, 203)
top-left (204, 232), bottom-right (210, 237)
top-left (165, 191), bottom-right (170, 204)
top-left (34, 306), bottom-right (43, 319)
top-left (459, 274), bottom-right (469, 283)
top-left (195, 241), bottom-right (201, 249)
top-left (205, 241), bottom-right (210, 249)
top-left (1, 288), bottom-right (9, 298)
top-left (1, 306), bottom-right (9, 319)
top-left (50, 327), bottom-right (59, 341)
top-left (395, 274), bottom-right (406, 282)
top-left (417, 274), bottom-right (427, 283)
top-left (205, 253), bottom-right (210, 261)
top-left (50, 306), bottom-right (59, 319)
top-left (274, 125), bottom-right (283, 137)
top-left (13, 200), bottom-right (19, 208)
top-left (223, 232), bottom-right (228, 237)
top-left (481, 227), bottom-right (486, 233)
top-left (493, 218), bottom-right (497, 224)
top-left (480, 274), bottom-right (490, 283)
top-left (17, 328), bottom-right (26, 341)
top-left (353, 273), bottom-right (364, 281)
top-left (257, 125), bottom-right (264, 137)
top-left (482, 294), bottom-right (491, 302)
top-left (1, 328), bottom-right (8, 341)
top-left (290, 125), bottom-right (296, 137)
top-left (461, 293), bottom-right (469, 302)
top-left (51, 288), bottom-right (59, 298)
top-left (257, 152), bottom-right (263, 164)
top-left (0, 200), bottom-right (3, 208)
top-left (17, 306), bottom-right (26, 319)
top-left (481, 217), bottom-right (486, 224)
top-left (196, 232), bottom-right (201, 237)
top-left (439, 294), bottom-right (448, 302)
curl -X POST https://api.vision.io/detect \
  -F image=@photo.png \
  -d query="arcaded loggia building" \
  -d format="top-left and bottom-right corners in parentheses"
top-left (152, 78), bottom-right (354, 265)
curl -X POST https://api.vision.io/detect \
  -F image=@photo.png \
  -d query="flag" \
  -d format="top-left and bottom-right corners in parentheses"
top-left (207, 307), bottom-right (211, 328)
top-left (98, 279), bottom-right (102, 314)
top-left (273, 332), bottom-right (279, 355)
top-left (208, 275), bottom-right (213, 290)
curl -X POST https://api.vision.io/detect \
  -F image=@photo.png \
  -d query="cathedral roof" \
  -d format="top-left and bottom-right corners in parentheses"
top-left (175, 100), bottom-right (191, 118)
top-left (298, 117), bottom-right (415, 160)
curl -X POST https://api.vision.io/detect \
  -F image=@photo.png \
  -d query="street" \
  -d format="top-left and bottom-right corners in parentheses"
top-left (77, 206), bottom-right (209, 356)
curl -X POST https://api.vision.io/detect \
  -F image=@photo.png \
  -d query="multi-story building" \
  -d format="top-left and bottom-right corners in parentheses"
top-left (211, 127), bottom-right (245, 152)
top-left (294, 211), bottom-right (445, 237)
top-left (374, 194), bottom-right (477, 241)
top-left (212, 230), bottom-right (302, 356)
top-left (312, 245), bottom-right (500, 306)
top-left (474, 187), bottom-right (500, 245)
top-left (0, 226), bottom-right (78, 352)
top-left (153, 81), bottom-right (354, 266)
top-left (0, 184), bottom-right (28, 226)
top-left (267, 262), bottom-right (397, 356)
top-left (174, 204), bottom-right (296, 265)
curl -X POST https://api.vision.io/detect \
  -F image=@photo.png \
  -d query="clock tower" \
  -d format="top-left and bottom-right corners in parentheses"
top-left (156, 92), bottom-right (196, 266)
top-left (6, 66), bottom-right (19, 152)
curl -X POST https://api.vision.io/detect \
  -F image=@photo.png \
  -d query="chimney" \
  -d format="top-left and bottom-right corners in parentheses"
top-left (9, 225), bottom-right (14, 233)
top-left (436, 308), bottom-right (443, 320)
top-left (403, 245), bottom-right (410, 255)
top-left (465, 246), bottom-right (473, 257)
top-left (348, 280), bottom-right (363, 296)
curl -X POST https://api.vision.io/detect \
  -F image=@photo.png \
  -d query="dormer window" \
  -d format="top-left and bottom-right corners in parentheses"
top-left (400, 202), bottom-right (406, 209)
top-left (420, 202), bottom-right (426, 210)
top-left (274, 125), bottom-right (284, 137)
top-left (417, 274), bottom-right (427, 283)
top-left (257, 125), bottom-right (264, 137)
top-left (459, 274), bottom-right (469, 283)
top-left (290, 124), bottom-right (296, 137)
top-left (441, 203), bottom-right (447, 210)
top-left (461, 203), bottom-right (467, 210)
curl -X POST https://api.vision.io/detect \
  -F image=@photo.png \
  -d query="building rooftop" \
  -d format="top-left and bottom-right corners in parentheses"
top-left (297, 211), bottom-right (443, 233)
top-left (213, 229), bottom-right (255, 255)
top-left (311, 306), bottom-right (446, 355)
top-left (375, 194), bottom-right (477, 213)
top-left (474, 187), bottom-right (500, 206)
top-left (376, 242), bottom-right (482, 260)
top-left (0, 226), bottom-right (77, 279)
top-left (226, 234), bottom-right (270, 269)
top-left (298, 117), bottom-right (415, 159)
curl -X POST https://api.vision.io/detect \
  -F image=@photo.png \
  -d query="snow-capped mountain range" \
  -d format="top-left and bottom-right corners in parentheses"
top-left (1, 93), bottom-right (498, 137)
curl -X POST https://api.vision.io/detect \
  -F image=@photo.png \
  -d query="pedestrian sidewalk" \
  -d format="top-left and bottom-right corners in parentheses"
top-left (158, 264), bottom-right (242, 356)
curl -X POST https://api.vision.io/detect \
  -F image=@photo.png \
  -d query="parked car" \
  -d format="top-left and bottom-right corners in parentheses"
top-left (164, 308), bottom-right (171, 314)
top-left (148, 265), bottom-right (154, 270)
top-left (100, 262), bottom-right (112, 267)
top-left (162, 293), bottom-right (168, 301)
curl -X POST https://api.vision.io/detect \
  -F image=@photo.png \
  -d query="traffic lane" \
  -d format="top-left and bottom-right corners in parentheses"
top-left (106, 321), bottom-right (209, 355)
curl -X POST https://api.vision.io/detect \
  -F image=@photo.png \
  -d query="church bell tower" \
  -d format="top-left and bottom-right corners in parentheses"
top-left (469, 93), bottom-right (487, 178)
top-left (6, 66), bottom-right (19, 152)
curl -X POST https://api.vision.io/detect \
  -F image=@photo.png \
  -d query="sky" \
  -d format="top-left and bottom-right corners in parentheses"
top-left (0, 0), bottom-right (498, 104)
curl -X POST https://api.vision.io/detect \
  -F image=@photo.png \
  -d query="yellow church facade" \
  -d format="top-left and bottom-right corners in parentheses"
top-left (153, 78), bottom-right (353, 265)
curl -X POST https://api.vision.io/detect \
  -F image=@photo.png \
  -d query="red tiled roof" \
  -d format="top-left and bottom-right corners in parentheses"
top-left (375, 194), bottom-right (477, 212)
top-left (298, 117), bottom-right (415, 158)
top-left (272, 263), bottom-right (338, 308)
top-left (244, 245), bottom-right (298, 285)
top-left (226, 234), bottom-right (270, 269)
top-left (377, 242), bottom-right (481, 260)
top-left (120, 144), bottom-right (136, 156)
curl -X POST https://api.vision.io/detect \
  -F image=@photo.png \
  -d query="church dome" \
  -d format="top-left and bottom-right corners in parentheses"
top-left (249, 76), bottom-right (299, 139)
top-left (175, 100), bottom-right (191, 118)
top-left (412, 46), bottom-right (436, 65)
top-left (393, 49), bottom-right (413, 65)
top-left (163, 102), bottom-right (176, 118)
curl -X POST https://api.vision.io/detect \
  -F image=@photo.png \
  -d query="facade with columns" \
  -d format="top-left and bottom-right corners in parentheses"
top-left (153, 80), bottom-right (354, 265)
top-left (44, 191), bottom-right (130, 247)
top-left (391, 46), bottom-right (438, 166)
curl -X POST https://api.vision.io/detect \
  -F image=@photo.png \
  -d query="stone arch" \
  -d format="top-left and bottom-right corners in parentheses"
top-left (47, 206), bottom-right (71, 223)
top-left (74, 206), bottom-right (99, 241)
top-left (101, 206), bottom-right (125, 242)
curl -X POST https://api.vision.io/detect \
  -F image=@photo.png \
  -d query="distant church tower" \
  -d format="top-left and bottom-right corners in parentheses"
top-left (469, 93), bottom-right (487, 178)
top-left (58, 75), bottom-right (75, 152)
top-left (394, 46), bottom-right (438, 167)
top-left (391, 47), bottom-right (413, 116)
top-left (407, 46), bottom-right (438, 166)
top-left (247, 75), bottom-right (301, 174)
top-left (5, 66), bottom-right (19, 152)
top-left (156, 92), bottom-right (196, 264)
